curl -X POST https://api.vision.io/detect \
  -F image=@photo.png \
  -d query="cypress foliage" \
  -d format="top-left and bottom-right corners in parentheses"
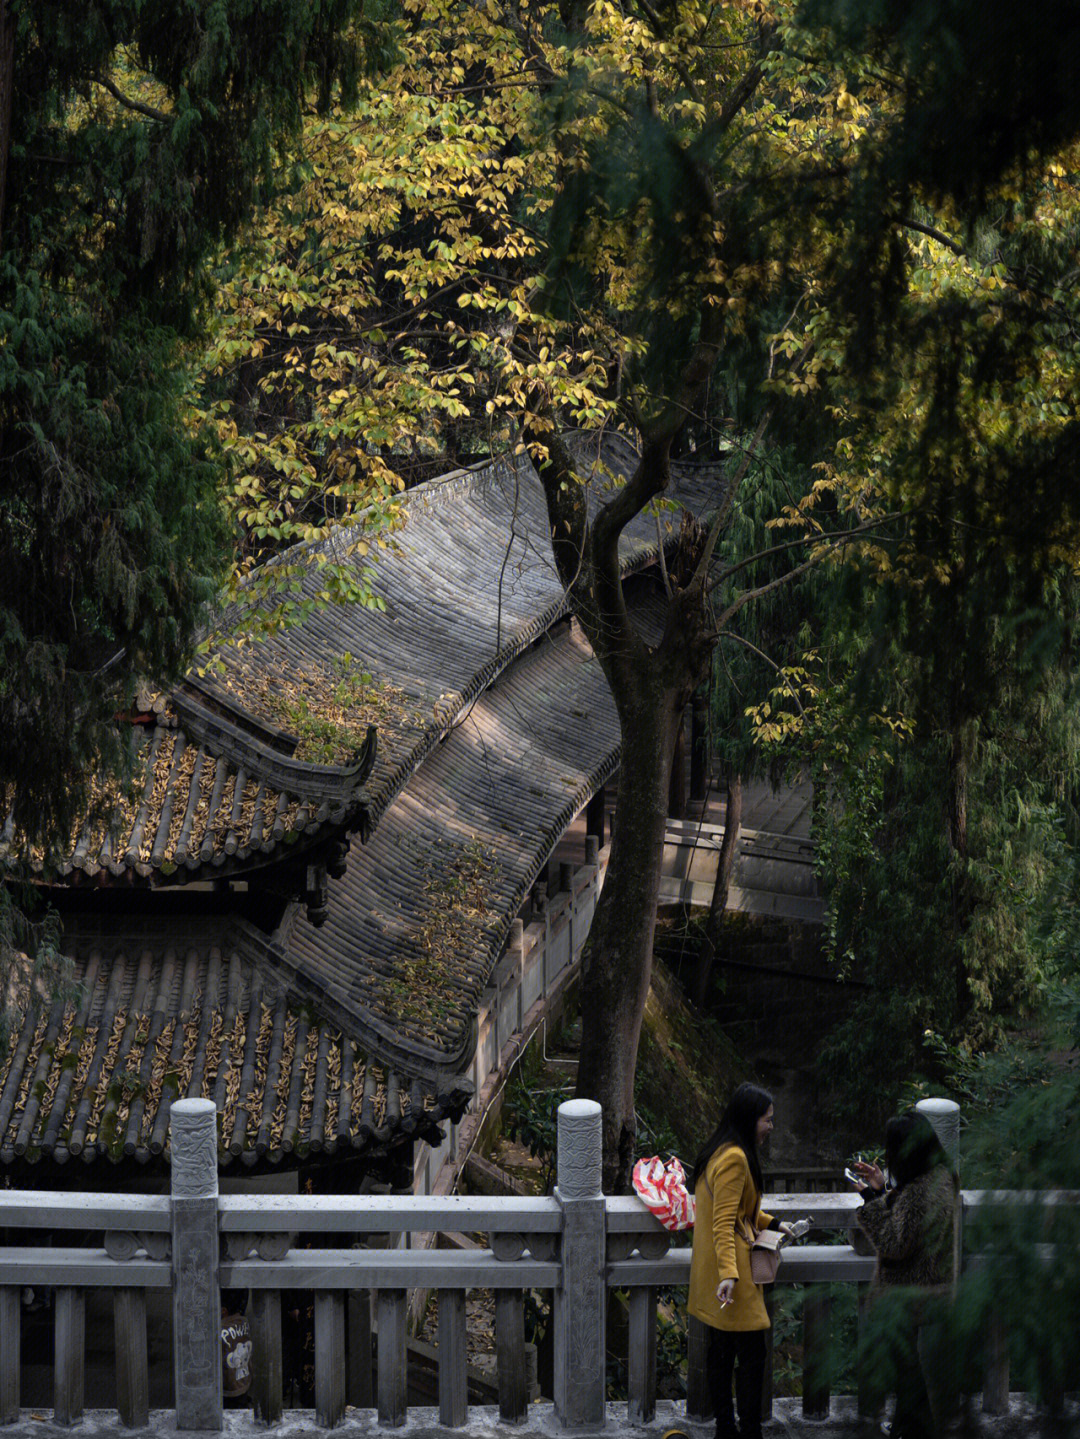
top-left (0, 0), bottom-right (372, 849)
top-left (811, 563), bottom-right (1080, 1132)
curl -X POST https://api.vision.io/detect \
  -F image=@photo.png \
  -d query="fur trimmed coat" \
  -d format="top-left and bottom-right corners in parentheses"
top-left (857, 1166), bottom-right (958, 1293)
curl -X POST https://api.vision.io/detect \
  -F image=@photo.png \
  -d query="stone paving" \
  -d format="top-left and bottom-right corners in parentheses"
top-left (0, 1398), bottom-right (1066, 1439)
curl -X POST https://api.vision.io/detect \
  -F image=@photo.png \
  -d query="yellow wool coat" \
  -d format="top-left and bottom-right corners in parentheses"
top-left (687, 1144), bottom-right (775, 1331)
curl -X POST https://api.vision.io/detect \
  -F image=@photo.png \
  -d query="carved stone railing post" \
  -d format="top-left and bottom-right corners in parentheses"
top-left (553, 1099), bottom-right (606, 1431)
top-left (915, 1097), bottom-right (960, 1169)
top-left (170, 1098), bottom-right (222, 1431)
top-left (916, 1096), bottom-right (962, 1268)
top-left (916, 1097), bottom-right (961, 1427)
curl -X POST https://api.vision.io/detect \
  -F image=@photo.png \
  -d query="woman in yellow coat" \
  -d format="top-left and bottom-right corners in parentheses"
top-left (688, 1083), bottom-right (789, 1439)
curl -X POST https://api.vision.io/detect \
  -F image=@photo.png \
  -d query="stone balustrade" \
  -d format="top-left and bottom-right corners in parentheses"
top-left (0, 1096), bottom-right (1071, 1433)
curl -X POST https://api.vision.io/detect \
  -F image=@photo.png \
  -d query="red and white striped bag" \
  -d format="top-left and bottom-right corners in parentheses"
top-left (631, 1155), bottom-right (696, 1231)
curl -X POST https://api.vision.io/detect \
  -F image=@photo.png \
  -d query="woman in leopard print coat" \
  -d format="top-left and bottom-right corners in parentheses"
top-left (852, 1114), bottom-right (959, 1439)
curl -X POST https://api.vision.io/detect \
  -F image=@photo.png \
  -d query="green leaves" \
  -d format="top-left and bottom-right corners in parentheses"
top-left (1, 0), bottom-right (378, 843)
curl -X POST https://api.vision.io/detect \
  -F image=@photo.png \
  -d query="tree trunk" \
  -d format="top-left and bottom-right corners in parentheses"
top-left (0, 0), bottom-right (15, 247)
top-left (693, 771), bottom-right (742, 1007)
top-left (946, 729), bottom-right (967, 861)
top-left (575, 682), bottom-right (684, 1193)
top-left (689, 686), bottom-right (709, 802)
top-left (668, 708), bottom-right (686, 819)
top-left (528, 362), bottom-right (724, 1194)
top-left (946, 726), bottom-right (972, 1024)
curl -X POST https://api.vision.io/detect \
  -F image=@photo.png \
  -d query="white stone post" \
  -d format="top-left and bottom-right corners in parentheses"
top-left (916, 1096), bottom-right (962, 1273)
top-left (916, 1097), bottom-right (963, 1424)
top-left (553, 1099), bottom-right (606, 1431)
top-left (170, 1098), bottom-right (223, 1431)
top-left (915, 1097), bottom-right (960, 1169)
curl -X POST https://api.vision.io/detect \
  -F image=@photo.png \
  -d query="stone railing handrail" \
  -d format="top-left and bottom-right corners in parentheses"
top-left (217, 1193), bottom-right (563, 1232)
top-left (219, 1249), bottom-right (562, 1290)
top-left (1, 1186), bottom-right (1064, 1237)
top-left (605, 1246), bottom-right (877, 1288)
top-left (0, 1192), bottom-right (171, 1229)
top-left (0, 1250), bottom-right (171, 1286)
top-left (960, 1187), bottom-right (1080, 1207)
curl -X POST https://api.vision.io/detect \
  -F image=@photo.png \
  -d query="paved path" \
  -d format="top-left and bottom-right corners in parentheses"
top-left (547, 778), bottom-right (821, 924)
top-left (0, 1397), bottom-right (1052, 1439)
top-left (659, 779), bottom-right (822, 922)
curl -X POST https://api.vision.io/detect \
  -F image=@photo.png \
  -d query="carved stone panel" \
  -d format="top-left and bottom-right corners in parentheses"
top-left (553, 1194), bottom-right (606, 1430)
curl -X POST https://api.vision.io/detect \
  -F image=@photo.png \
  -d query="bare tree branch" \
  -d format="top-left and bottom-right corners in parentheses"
top-left (709, 512), bottom-right (905, 631)
top-left (690, 400), bottom-right (777, 590)
top-left (712, 547), bottom-right (824, 631)
top-left (94, 73), bottom-right (170, 123)
top-left (708, 510), bottom-right (904, 595)
top-left (719, 631), bottom-right (807, 715)
top-left (900, 216), bottom-right (966, 256)
top-left (656, 512), bottom-right (674, 598)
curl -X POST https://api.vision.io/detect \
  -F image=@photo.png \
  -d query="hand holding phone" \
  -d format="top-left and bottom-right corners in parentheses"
top-left (844, 1166), bottom-right (861, 1187)
top-left (850, 1157), bottom-right (886, 1193)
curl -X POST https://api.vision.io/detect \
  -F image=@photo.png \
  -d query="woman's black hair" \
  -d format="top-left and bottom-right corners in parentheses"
top-left (690, 1082), bottom-right (774, 1194)
top-left (884, 1112), bottom-right (957, 1190)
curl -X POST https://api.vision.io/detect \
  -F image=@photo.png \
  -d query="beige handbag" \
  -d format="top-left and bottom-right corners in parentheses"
top-left (744, 1218), bottom-right (811, 1282)
top-left (747, 1226), bottom-right (785, 1284)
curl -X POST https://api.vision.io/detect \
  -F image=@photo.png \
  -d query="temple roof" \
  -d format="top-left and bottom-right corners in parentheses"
top-left (277, 600), bottom-right (659, 1075)
top-left (0, 693), bottom-right (376, 890)
top-left (195, 438), bottom-right (680, 834)
top-left (0, 914), bottom-right (469, 1172)
top-left (0, 432), bottom-right (729, 1161)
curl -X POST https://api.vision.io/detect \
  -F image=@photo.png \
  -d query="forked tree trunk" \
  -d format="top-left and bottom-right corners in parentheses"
top-left (575, 680), bottom-right (684, 1193)
top-left (693, 771), bottom-right (742, 1007)
top-left (529, 309), bottom-right (731, 1191)
top-left (533, 434), bottom-right (718, 1191)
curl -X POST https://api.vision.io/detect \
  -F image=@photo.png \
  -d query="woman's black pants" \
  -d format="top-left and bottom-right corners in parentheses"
top-left (890, 1326), bottom-right (935, 1439)
top-left (705, 1326), bottom-right (768, 1439)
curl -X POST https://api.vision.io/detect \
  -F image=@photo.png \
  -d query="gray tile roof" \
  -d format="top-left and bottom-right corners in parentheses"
top-left (201, 445), bottom-right (651, 829)
top-left (0, 915), bottom-right (469, 1170)
top-left (0, 694), bottom-right (376, 887)
top-left (257, 437), bottom-right (722, 1078)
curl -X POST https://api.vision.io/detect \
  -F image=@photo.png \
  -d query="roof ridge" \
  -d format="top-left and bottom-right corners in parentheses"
top-left (234, 916), bottom-right (476, 1084)
top-left (281, 585), bottom-right (671, 1077)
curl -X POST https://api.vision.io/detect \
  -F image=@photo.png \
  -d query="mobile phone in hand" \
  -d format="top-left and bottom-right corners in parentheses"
top-left (844, 1166), bottom-right (860, 1186)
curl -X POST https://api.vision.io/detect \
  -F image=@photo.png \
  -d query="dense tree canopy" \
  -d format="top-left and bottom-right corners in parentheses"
top-left (186, 0), bottom-right (1080, 1180)
top-left (740, 0), bottom-right (1080, 1117)
top-left (178, 0), bottom-right (873, 1182)
top-left (0, 0), bottom-right (373, 848)
top-left (5, 0), bottom-right (1080, 1184)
